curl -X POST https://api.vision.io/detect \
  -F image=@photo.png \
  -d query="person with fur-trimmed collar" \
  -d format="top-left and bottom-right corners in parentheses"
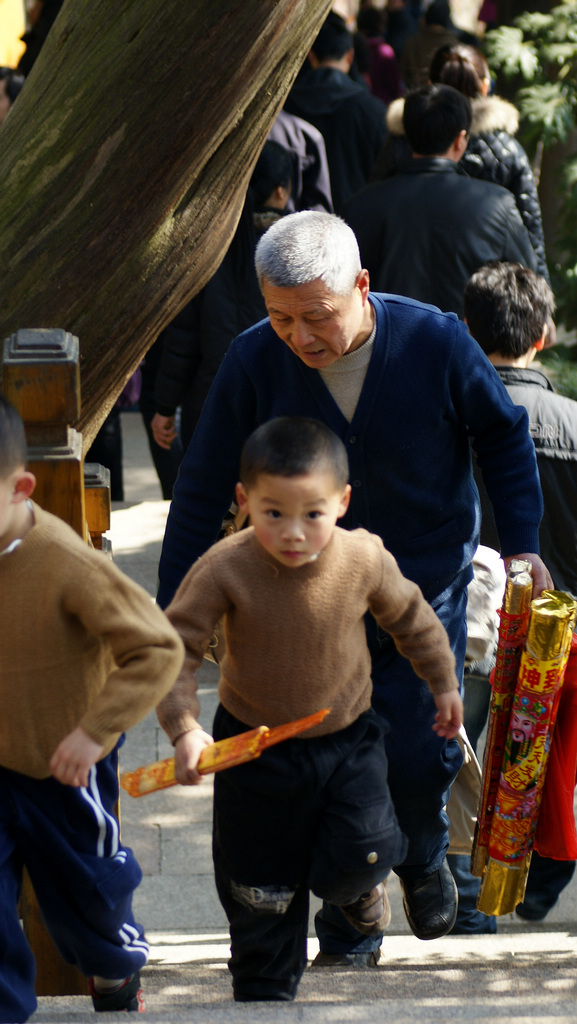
top-left (380, 45), bottom-right (548, 283)
top-left (429, 42), bottom-right (548, 280)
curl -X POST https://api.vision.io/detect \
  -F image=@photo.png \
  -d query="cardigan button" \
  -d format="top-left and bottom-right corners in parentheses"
top-left (348, 435), bottom-right (357, 444)
top-left (366, 851), bottom-right (378, 864)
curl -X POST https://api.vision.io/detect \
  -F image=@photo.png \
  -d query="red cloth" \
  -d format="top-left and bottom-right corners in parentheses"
top-left (535, 635), bottom-right (577, 859)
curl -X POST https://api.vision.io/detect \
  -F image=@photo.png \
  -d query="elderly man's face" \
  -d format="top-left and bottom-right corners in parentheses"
top-left (262, 271), bottom-right (372, 369)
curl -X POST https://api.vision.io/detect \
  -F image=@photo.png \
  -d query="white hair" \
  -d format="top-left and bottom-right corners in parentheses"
top-left (254, 211), bottom-right (361, 296)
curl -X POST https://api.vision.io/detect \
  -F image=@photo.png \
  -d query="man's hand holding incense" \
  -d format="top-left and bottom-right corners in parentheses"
top-left (174, 728), bottom-right (214, 785)
top-left (504, 552), bottom-right (553, 599)
top-left (432, 690), bottom-right (463, 740)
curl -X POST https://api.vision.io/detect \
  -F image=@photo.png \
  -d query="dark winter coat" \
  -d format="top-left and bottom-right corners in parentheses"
top-left (477, 365), bottom-right (577, 596)
top-left (461, 95), bottom-right (548, 281)
top-left (153, 203), bottom-right (274, 449)
top-left (344, 157), bottom-right (537, 319)
top-left (385, 96), bottom-right (549, 280)
top-left (267, 110), bottom-right (333, 213)
top-left (284, 66), bottom-right (388, 213)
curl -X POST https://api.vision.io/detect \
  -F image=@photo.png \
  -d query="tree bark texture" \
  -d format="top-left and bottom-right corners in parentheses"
top-left (0, 0), bottom-right (332, 443)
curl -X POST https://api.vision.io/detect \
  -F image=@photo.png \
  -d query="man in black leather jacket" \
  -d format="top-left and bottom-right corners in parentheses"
top-left (344, 84), bottom-right (537, 320)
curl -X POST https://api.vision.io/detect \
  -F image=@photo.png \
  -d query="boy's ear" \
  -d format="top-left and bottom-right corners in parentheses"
top-left (13, 471), bottom-right (36, 502)
top-left (338, 484), bottom-right (352, 518)
top-left (534, 325), bottom-right (547, 352)
top-left (235, 481), bottom-right (249, 513)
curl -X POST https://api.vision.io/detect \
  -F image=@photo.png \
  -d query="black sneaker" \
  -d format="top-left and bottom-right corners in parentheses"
top-left (90, 973), bottom-right (145, 1012)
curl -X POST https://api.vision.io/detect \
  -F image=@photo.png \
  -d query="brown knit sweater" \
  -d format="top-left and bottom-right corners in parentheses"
top-left (157, 526), bottom-right (458, 743)
top-left (0, 503), bottom-right (184, 778)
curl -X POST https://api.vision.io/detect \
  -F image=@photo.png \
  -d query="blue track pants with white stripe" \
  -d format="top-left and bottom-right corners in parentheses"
top-left (0, 742), bottom-right (148, 1023)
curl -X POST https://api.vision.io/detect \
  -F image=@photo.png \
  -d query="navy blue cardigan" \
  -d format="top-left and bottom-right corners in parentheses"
top-left (158, 293), bottom-right (542, 608)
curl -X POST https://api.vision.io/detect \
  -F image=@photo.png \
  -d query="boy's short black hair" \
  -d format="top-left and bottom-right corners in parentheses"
top-left (403, 83), bottom-right (472, 155)
top-left (464, 261), bottom-right (555, 359)
top-left (0, 395), bottom-right (28, 477)
top-left (240, 417), bottom-right (349, 491)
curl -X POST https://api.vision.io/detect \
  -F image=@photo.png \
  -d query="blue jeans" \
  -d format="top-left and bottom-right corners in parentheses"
top-left (447, 854), bottom-right (496, 933)
top-left (212, 705), bottom-right (407, 1000)
top-left (316, 579), bottom-right (467, 954)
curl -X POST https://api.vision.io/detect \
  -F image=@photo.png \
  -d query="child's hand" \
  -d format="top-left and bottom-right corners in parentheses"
top-left (49, 727), bottom-right (104, 787)
top-left (432, 690), bottom-right (463, 739)
top-left (174, 729), bottom-right (214, 786)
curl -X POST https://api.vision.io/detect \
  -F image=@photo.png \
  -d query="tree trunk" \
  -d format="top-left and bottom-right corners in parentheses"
top-left (0, 0), bottom-right (332, 444)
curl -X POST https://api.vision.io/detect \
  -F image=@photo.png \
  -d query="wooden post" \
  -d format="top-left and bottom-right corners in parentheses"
top-left (84, 462), bottom-right (112, 553)
top-left (2, 327), bottom-right (99, 997)
top-left (3, 328), bottom-right (86, 539)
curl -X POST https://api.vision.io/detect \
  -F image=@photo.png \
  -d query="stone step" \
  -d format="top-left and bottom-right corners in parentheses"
top-left (31, 928), bottom-right (577, 1023)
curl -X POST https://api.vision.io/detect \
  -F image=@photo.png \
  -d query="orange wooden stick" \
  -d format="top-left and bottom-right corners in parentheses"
top-left (120, 708), bottom-right (331, 797)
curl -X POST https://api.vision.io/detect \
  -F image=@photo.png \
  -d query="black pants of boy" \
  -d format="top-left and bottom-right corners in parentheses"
top-left (0, 744), bottom-right (148, 1024)
top-left (212, 705), bottom-right (408, 1002)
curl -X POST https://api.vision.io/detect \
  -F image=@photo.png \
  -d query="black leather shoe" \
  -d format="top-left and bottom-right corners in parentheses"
top-left (400, 859), bottom-right (458, 940)
top-left (340, 882), bottom-right (391, 935)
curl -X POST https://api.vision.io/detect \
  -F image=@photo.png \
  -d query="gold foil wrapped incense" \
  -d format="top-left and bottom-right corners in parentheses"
top-left (477, 591), bottom-right (576, 914)
top-left (471, 561), bottom-right (532, 878)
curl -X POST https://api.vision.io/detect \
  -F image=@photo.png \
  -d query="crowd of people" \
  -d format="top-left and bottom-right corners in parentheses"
top-left (1, 0), bottom-right (577, 1017)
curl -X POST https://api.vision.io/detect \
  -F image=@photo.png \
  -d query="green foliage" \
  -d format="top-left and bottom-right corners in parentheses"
top-left (485, 4), bottom-right (577, 132)
top-left (485, 3), bottom-right (577, 330)
top-left (484, 25), bottom-right (539, 77)
top-left (540, 344), bottom-right (577, 401)
top-left (516, 81), bottom-right (574, 147)
top-left (551, 153), bottom-right (577, 331)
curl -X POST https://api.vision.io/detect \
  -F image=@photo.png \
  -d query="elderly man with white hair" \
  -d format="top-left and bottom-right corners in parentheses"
top-left (157, 211), bottom-right (550, 969)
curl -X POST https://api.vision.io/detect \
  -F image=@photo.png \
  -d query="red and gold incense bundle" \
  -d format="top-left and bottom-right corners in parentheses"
top-left (476, 591), bottom-right (576, 915)
top-left (471, 560), bottom-right (533, 878)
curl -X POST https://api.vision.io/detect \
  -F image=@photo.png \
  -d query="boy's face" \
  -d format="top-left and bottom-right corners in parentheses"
top-left (236, 470), bottom-right (351, 569)
top-left (0, 468), bottom-right (35, 552)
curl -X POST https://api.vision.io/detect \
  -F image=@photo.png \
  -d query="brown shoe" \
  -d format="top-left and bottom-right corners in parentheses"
top-left (340, 883), bottom-right (390, 936)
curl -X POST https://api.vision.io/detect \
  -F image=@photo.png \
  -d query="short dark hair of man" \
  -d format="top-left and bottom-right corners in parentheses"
top-left (311, 11), bottom-right (354, 63)
top-left (0, 395), bottom-right (28, 477)
top-left (464, 261), bottom-right (556, 359)
top-left (403, 83), bottom-right (472, 155)
top-left (240, 417), bottom-right (350, 491)
top-left (425, 0), bottom-right (453, 28)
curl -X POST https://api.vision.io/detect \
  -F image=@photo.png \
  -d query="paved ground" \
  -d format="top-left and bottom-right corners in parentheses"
top-left (31, 411), bottom-right (577, 1023)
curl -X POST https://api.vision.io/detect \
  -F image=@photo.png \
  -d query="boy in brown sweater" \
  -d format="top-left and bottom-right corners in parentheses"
top-left (0, 396), bottom-right (184, 1021)
top-left (157, 416), bottom-right (462, 1003)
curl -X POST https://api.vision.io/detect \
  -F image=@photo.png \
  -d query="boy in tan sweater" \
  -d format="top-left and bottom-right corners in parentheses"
top-left (157, 416), bottom-right (462, 1003)
top-left (0, 396), bottom-right (184, 1021)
